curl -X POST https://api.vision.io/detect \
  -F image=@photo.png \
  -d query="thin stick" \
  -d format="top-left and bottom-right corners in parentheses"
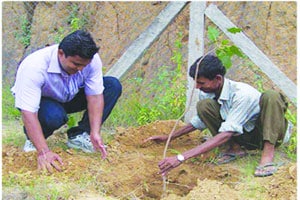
top-left (161, 49), bottom-right (215, 197)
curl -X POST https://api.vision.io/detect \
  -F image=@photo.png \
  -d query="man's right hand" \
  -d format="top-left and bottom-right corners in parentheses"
top-left (37, 151), bottom-right (63, 173)
top-left (143, 135), bottom-right (169, 144)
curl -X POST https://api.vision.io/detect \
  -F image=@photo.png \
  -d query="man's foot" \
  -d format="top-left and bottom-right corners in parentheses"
top-left (23, 139), bottom-right (37, 152)
top-left (259, 141), bottom-right (275, 167)
top-left (215, 141), bottom-right (249, 165)
top-left (67, 132), bottom-right (95, 153)
top-left (254, 163), bottom-right (278, 177)
top-left (216, 151), bottom-right (248, 165)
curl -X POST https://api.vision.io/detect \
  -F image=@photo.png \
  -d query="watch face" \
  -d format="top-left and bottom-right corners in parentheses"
top-left (177, 154), bottom-right (184, 162)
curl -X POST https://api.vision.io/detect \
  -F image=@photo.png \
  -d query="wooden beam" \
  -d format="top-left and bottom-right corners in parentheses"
top-left (184, 1), bottom-right (206, 122)
top-left (105, 1), bottom-right (188, 79)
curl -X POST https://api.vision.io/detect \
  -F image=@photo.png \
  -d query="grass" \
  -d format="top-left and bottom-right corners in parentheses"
top-left (102, 64), bottom-right (187, 129)
top-left (2, 172), bottom-right (93, 200)
top-left (2, 84), bottom-right (21, 121)
top-left (2, 120), bottom-right (24, 147)
top-left (6, 176), bottom-right (57, 198)
top-left (240, 179), bottom-right (266, 200)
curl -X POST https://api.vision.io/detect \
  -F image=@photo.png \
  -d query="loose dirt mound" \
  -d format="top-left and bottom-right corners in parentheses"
top-left (2, 120), bottom-right (297, 199)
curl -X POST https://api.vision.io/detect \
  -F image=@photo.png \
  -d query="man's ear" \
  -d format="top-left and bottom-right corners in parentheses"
top-left (215, 74), bottom-right (223, 82)
top-left (58, 49), bottom-right (65, 57)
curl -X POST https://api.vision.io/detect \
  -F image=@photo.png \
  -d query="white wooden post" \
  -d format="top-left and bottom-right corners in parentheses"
top-left (184, 1), bottom-right (206, 123)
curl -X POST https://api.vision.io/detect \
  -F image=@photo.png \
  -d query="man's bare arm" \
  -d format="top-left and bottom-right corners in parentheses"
top-left (21, 110), bottom-right (63, 172)
top-left (86, 94), bottom-right (107, 159)
top-left (21, 110), bottom-right (49, 153)
top-left (144, 123), bottom-right (197, 143)
top-left (158, 131), bottom-right (234, 175)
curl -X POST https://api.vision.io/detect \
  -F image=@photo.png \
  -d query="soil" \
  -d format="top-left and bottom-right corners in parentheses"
top-left (2, 120), bottom-right (297, 200)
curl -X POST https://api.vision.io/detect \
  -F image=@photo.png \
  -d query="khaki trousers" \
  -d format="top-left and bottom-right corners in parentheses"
top-left (196, 90), bottom-right (288, 150)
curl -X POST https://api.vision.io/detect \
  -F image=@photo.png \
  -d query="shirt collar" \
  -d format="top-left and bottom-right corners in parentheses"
top-left (47, 45), bottom-right (69, 77)
top-left (217, 78), bottom-right (230, 104)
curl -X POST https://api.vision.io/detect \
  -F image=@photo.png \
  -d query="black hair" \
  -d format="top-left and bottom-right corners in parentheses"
top-left (58, 30), bottom-right (99, 59)
top-left (189, 54), bottom-right (226, 80)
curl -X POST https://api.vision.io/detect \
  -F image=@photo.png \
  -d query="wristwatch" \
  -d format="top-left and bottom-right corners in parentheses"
top-left (177, 154), bottom-right (185, 162)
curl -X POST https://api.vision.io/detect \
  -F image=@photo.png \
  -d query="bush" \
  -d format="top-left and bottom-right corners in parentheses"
top-left (2, 84), bottom-right (21, 120)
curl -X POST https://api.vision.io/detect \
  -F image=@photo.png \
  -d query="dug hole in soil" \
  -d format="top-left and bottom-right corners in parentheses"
top-left (2, 120), bottom-right (297, 199)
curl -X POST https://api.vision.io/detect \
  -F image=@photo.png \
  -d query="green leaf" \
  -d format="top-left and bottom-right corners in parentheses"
top-left (221, 39), bottom-right (230, 45)
top-left (227, 27), bottom-right (242, 34)
top-left (220, 55), bottom-right (232, 69)
top-left (230, 46), bottom-right (244, 58)
top-left (208, 26), bottom-right (219, 42)
top-left (216, 50), bottom-right (232, 69)
top-left (224, 46), bottom-right (234, 56)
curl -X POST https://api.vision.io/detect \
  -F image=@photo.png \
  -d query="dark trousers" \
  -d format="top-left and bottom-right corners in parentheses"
top-left (197, 90), bottom-right (288, 150)
top-left (24, 76), bottom-right (122, 139)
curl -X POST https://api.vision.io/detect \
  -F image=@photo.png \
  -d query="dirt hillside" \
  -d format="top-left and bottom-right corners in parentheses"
top-left (3, 2), bottom-right (296, 87)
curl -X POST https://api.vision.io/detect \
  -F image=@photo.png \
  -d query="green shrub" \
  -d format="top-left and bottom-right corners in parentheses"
top-left (2, 84), bottom-right (20, 120)
top-left (14, 15), bottom-right (31, 48)
top-left (104, 32), bottom-right (186, 128)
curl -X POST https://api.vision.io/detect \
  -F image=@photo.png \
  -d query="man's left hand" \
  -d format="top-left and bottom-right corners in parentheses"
top-left (90, 133), bottom-right (107, 159)
top-left (158, 156), bottom-right (182, 175)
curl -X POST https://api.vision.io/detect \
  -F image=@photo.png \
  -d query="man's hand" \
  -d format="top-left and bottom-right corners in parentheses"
top-left (37, 151), bottom-right (63, 173)
top-left (90, 133), bottom-right (107, 159)
top-left (158, 156), bottom-right (182, 175)
top-left (143, 135), bottom-right (168, 144)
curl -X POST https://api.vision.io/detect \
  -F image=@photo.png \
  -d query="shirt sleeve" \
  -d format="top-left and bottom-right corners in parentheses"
top-left (218, 91), bottom-right (260, 135)
top-left (190, 115), bottom-right (207, 130)
top-left (13, 62), bottom-right (44, 113)
top-left (84, 54), bottom-right (104, 96)
top-left (189, 91), bottom-right (214, 130)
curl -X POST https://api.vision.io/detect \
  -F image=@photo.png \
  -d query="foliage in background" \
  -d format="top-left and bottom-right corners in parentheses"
top-left (53, 27), bottom-right (66, 44)
top-left (14, 15), bottom-right (31, 48)
top-left (284, 107), bottom-right (297, 160)
top-left (207, 26), bottom-right (245, 69)
top-left (103, 31), bottom-right (187, 128)
top-left (53, 3), bottom-right (90, 43)
top-left (67, 4), bottom-right (89, 32)
top-left (2, 85), bottom-right (21, 121)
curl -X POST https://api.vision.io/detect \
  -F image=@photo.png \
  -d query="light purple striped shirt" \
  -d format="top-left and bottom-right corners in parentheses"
top-left (190, 78), bottom-right (262, 135)
top-left (11, 44), bottom-right (104, 113)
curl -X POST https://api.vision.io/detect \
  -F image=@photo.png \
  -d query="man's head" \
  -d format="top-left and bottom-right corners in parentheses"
top-left (58, 30), bottom-right (99, 74)
top-left (59, 30), bottom-right (99, 59)
top-left (189, 55), bottom-right (226, 94)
